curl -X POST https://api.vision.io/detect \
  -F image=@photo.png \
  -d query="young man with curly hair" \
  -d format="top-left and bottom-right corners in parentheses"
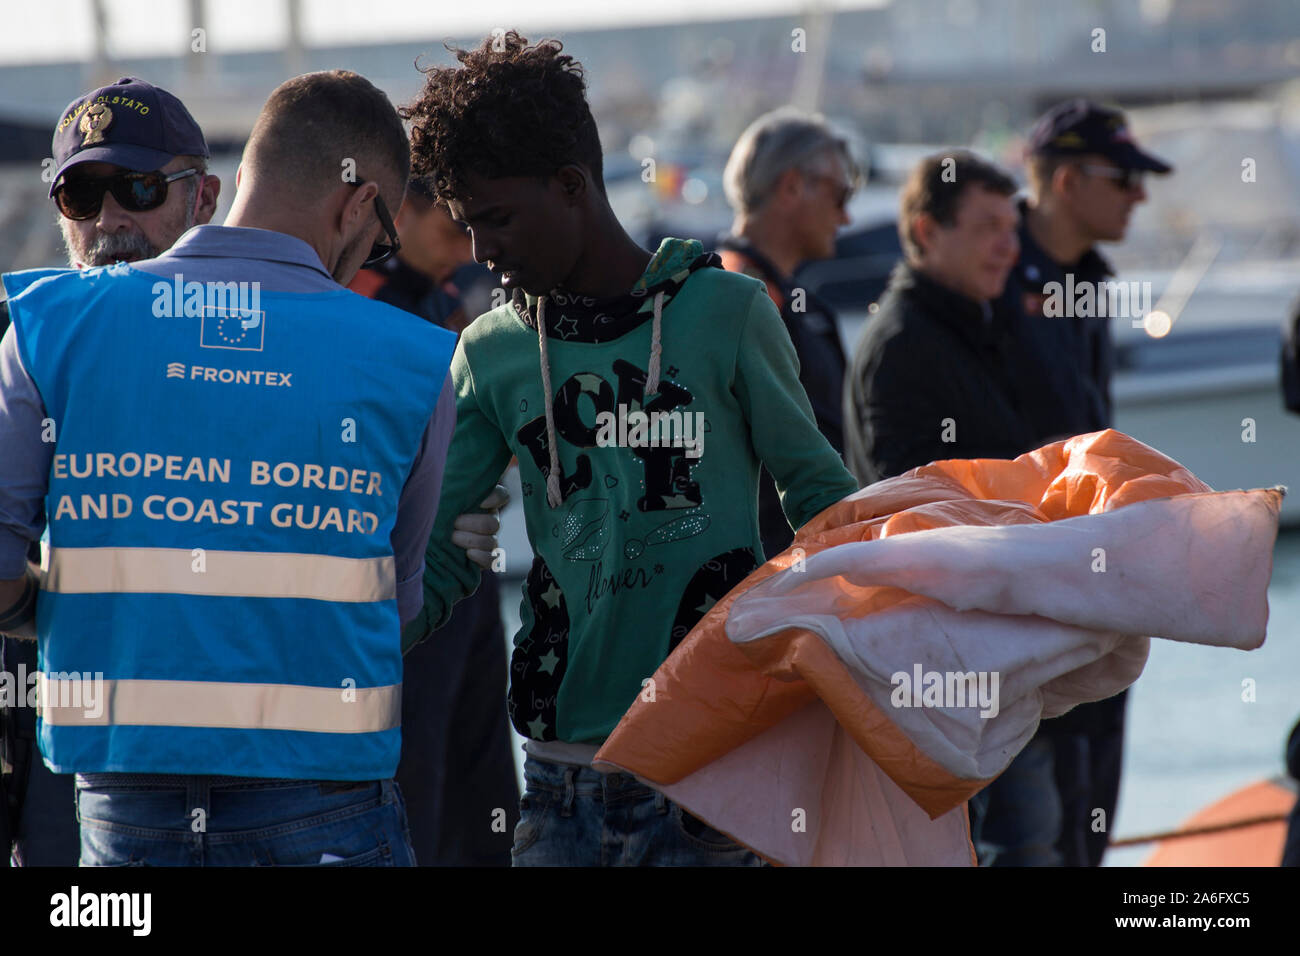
top-left (402, 31), bottom-right (859, 866)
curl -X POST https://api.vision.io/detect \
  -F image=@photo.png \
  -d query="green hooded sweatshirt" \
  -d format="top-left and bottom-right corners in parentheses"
top-left (410, 238), bottom-right (858, 744)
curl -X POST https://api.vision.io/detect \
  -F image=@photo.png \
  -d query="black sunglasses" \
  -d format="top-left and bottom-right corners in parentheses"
top-left (53, 167), bottom-right (199, 221)
top-left (1078, 164), bottom-right (1145, 192)
top-left (347, 181), bottom-right (401, 267)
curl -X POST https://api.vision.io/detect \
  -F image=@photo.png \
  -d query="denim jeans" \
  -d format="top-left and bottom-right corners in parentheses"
top-left (968, 735), bottom-right (1062, 867)
top-left (75, 773), bottom-right (416, 866)
top-left (511, 755), bottom-right (768, 867)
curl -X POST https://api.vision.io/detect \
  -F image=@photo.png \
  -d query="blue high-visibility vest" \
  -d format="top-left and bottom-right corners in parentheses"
top-left (2, 263), bottom-right (455, 780)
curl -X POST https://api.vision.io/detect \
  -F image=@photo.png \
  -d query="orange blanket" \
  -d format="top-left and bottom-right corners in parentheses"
top-left (593, 430), bottom-right (1283, 865)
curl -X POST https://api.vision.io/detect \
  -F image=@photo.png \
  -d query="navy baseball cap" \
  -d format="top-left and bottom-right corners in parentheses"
top-left (1027, 99), bottom-right (1172, 174)
top-left (49, 77), bottom-right (209, 197)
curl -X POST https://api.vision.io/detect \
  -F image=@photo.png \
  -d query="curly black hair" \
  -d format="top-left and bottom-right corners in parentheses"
top-left (402, 31), bottom-right (605, 203)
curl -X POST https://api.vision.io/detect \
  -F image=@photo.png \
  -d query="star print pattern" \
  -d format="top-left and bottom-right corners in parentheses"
top-left (507, 557), bottom-right (570, 742)
top-left (669, 547), bottom-right (760, 652)
top-left (484, 240), bottom-right (815, 743)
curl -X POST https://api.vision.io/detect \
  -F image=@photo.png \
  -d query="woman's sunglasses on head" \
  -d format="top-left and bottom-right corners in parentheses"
top-left (53, 167), bottom-right (200, 221)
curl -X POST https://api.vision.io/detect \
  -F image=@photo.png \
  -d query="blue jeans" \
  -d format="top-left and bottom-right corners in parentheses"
top-left (511, 756), bottom-right (768, 867)
top-left (968, 735), bottom-right (1062, 867)
top-left (75, 773), bottom-right (416, 866)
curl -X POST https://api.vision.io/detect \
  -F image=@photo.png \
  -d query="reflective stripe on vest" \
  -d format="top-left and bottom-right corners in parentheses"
top-left (45, 546), bottom-right (395, 602)
top-left (38, 675), bottom-right (400, 732)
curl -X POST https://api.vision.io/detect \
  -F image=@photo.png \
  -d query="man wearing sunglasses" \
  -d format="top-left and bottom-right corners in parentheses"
top-left (47, 78), bottom-right (221, 270)
top-left (974, 99), bottom-right (1173, 869)
top-left (0, 70), bottom-right (499, 866)
top-left (1002, 99), bottom-right (1172, 437)
top-left (1, 76), bottom-right (221, 868)
top-left (716, 108), bottom-right (856, 559)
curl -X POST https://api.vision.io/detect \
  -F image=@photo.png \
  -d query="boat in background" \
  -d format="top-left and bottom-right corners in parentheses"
top-left (1140, 777), bottom-right (1295, 866)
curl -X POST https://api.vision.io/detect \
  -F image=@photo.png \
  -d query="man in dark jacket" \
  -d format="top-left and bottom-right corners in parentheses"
top-left (844, 149), bottom-right (1072, 866)
top-left (844, 150), bottom-right (1031, 486)
top-left (993, 99), bottom-right (1173, 868)
top-left (997, 99), bottom-right (1171, 440)
top-left (717, 108), bottom-right (856, 558)
top-left (1285, 304), bottom-right (1300, 415)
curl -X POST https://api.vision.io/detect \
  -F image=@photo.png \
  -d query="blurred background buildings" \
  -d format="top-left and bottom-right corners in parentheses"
top-left (2, 0), bottom-right (1298, 864)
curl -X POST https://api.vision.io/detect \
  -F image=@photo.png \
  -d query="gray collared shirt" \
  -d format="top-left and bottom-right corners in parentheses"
top-left (0, 224), bottom-right (455, 622)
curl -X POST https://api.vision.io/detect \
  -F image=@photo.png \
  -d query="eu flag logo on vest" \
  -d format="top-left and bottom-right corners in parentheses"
top-left (201, 306), bottom-right (265, 352)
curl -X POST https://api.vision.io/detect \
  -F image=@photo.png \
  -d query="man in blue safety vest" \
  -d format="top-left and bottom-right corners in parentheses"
top-left (0, 70), bottom-right (499, 866)
top-left (0, 77), bottom-right (222, 867)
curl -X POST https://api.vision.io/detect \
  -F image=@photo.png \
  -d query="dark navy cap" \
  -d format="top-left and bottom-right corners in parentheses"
top-left (1027, 99), bottom-right (1172, 174)
top-left (49, 77), bottom-right (209, 196)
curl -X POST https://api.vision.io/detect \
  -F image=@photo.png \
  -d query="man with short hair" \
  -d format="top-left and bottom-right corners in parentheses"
top-left (403, 32), bottom-right (858, 866)
top-left (988, 99), bottom-right (1173, 867)
top-left (717, 108), bottom-right (855, 558)
top-left (0, 70), bottom-right (496, 866)
top-left (845, 149), bottom-right (1069, 867)
top-left (844, 149), bottom-right (1031, 485)
top-left (999, 98), bottom-right (1172, 440)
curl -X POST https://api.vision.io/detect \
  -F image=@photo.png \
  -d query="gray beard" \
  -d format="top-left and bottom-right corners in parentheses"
top-left (65, 184), bottom-right (198, 268)
top-left (74, 230), bottom-right (159, 268)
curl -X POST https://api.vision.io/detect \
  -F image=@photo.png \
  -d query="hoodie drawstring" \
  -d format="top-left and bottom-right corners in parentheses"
top-left (537, 295), bottom-right (564, 508)
top-left (536, 288), bottom-right (668, 510)
top-left (645, 290), bottom-right (665, 396)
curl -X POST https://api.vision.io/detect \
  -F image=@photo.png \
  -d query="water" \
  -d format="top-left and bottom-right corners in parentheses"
top-left (495, 520), bottom-right (1300, 867)
top-left (1105, 528), bottom-right (1300, 866)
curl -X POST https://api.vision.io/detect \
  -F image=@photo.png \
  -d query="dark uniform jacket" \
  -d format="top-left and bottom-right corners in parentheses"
top-left (1283, 294), bottom-right (1300, 416)
top-left (993, 205), bottom-right (1128, 740)
top-left (844, 261), bottom-right (1038, 485)
top-left (995, 199), bottom-right (1114, 435)
top-left (717, 236), bottom-right (848, 558)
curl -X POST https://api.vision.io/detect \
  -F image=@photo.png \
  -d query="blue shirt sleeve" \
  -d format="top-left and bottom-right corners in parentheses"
top-left (390, 370), bottom-right (456, 622)
top-left (0, 323), bottom-right (52, 578)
